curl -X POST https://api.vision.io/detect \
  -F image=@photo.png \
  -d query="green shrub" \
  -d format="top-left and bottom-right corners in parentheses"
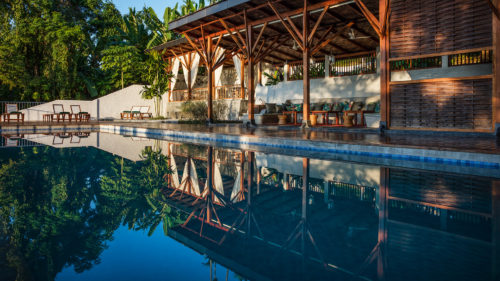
top-left (180, 101), bottom-right (207, 120)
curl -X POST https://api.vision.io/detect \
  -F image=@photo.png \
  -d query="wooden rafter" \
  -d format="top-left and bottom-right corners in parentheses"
top-left (353, 0), bottom-right (381, 37)
top-left (486, 0), bottom-right (500, 20)
top-left (380, 0), bottom-right (391, 36)
top-left (308, 6), bottom-right (328, 44)
top-left (311, 22), bottom-right (354, 55)
top-left (267, 1), bottom-right (304, 50)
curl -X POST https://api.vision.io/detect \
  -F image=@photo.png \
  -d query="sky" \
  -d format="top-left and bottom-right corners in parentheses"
top-left (112, 0), bottom-right (179, 20)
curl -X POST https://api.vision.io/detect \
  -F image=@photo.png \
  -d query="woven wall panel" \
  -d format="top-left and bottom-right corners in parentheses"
top-left (390, 79), bottom-right (492, 130)
top-left (390, 0), bottom-right (492, 58)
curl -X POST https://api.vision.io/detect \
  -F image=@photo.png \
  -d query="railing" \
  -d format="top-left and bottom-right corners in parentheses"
top-left (449, 49), bottom-right (492, 67)
top-left (169, 85), bottom-right (246, 102)
top-left (390, 56), bottom-right (442, 71)
top-left (330, 52), bottom-right (377, 76)
top-left (288, 58), bottom-right (325, 81)
top-left (0, 101), bottom-right (45, 114)
top-left (216, 84), bottom-right (245, 99)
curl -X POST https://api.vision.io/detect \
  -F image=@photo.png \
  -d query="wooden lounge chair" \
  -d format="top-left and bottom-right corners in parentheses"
top-left (70, 105), bottom-right (90, 122)
top-left (52, 104), bottom-right (71, 122)
top-left (139, 106), bottom-right (153, 119)
top-left (121, 106), bottom-right (141, 120)
top-left (2, 103), bottom-right (24, 123)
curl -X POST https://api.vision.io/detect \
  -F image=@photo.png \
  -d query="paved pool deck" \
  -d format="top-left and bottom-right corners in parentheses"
top-left (2, 121), bottom-right (500, 170)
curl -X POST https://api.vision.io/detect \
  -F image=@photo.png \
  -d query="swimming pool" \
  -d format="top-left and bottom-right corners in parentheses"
top-left (0, 132), bottom-right (498, 281)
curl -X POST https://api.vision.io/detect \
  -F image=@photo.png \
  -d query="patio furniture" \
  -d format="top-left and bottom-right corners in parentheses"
top-left (52, 104), bottom-right (71, 122)
top-left (121, 106), bottom-right (141, 120)
top-left (2, 104), bottom-right (24, 123)
top-left (70, 105), bottom-right (90, 122)
top-left (139, 106), bottom-right (153, 119)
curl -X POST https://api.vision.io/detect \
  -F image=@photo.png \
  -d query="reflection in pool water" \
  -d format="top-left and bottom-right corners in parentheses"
top-left (0, 133), bottom-right (498, 281)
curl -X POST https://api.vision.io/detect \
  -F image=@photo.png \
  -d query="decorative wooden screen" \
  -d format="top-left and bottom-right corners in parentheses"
top-left (390, 78), bottom-right (492, 130)
top-left (390, 0), bottom-right (492, 58)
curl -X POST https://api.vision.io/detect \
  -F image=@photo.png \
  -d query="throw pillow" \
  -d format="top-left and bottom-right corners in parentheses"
top-left (294, 104), bottom-right (302, 112)
top-left (323, 103), bottom-right (331, 111)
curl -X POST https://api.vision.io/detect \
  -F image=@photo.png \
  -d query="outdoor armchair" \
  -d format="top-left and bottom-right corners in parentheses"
top-left (2, 103), bottom-right (24, 123)
top-left (70, 105), bottom-right (90, 122)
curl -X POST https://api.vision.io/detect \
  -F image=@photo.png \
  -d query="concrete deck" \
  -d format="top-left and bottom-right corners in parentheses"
top-left (1, 121), bottom-right (500, 171)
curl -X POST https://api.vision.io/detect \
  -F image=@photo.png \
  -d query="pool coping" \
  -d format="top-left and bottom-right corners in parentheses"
top-left (1, 123), bottom-right (500, 170)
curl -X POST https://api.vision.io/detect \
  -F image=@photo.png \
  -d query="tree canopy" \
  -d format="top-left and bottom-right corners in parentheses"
top-left (0, 0), bottom-right (218, 102)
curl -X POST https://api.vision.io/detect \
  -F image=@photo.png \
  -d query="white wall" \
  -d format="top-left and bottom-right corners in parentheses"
top-left (21, 100), bottom-right (96, 121)
top-left (20, 84), bottom-right (168, 121)
top-left (256, 73), bottom-right (381, 104)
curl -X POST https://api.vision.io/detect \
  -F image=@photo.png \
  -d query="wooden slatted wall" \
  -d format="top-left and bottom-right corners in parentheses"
top-left (390, 79), bottom-right (492, 130)
top-left (389, 0), bottom-right (493, 131)
top-left (390, 0), bottom-right (492, 58)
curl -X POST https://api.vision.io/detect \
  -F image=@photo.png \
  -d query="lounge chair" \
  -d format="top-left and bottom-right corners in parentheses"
top-left (70, 105), bottom-right (90, 122)
top-left (121, 106), bottom-right (141, 120)
top-left (2, 103), bottom-right (24, 123)
top-left (52, 104), bottom-right (71, 122)
top-left (139, 106), bottom-right (153, 119)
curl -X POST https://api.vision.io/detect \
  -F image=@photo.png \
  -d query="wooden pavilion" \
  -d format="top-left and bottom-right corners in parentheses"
top-left (152, 0), bottom-right (499, 134)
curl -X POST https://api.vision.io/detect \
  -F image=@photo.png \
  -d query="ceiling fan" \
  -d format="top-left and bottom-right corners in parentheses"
top-left (348, 28), bottom-right (371, 40)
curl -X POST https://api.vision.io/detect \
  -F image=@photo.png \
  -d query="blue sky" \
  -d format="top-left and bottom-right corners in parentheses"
top-left (112, 0), bottom-right (179, 19)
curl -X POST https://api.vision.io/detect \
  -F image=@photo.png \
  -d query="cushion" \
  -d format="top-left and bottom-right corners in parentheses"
top-left (322, 103), bottom-right (331, 111)
top-left (265, 103), bottom-right (276, 114)
top-left (9, 111), bottom-right (22, 114)
top-left (351, 101), bottom-right (364, 111)
top-left (60, 111), bottom-right (70, 114)
top-left (122, 110), bottom-right (131, 113)
top-left (375, 101), bottom-right (380, 113)
top-left (276, 104), bottom-right (284, 113)
top-left (132, 111), bottom-right (141, 113)
top-left (332, 103), bottom-right (344, 111)
top-left (312, 103), bottom-right (323, 111)
top-left (285, 105), bottom-right (293, 111)
top-left (294, 104), bottom-right (302, 112)
top-left (344, 101), bottom-right (352, 111)
top-left (259, 108), bottom-right (267, 115)
top-left (366, 103), bottom-right (376, 112)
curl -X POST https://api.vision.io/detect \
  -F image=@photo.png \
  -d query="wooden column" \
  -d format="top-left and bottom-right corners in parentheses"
top-left (241, 56), bottom-right (245, 99)
top-left (207, 37), bottom-right (214, 123)
top-left (302, 0), bottom-right (311, 127)
top-left (187, 68), bottom-right (192, 100)
top-left (246, 11), bottom-right (256, 125)
top-left (494, 0), bottom-right (500, 135)
top-left (379, 0), bottom-right (390, 131)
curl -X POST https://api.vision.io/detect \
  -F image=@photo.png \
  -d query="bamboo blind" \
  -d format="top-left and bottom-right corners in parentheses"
top-left (390, 78), bottom-right (492, 130)
top-left (390, 0), bottom-right (492, 58)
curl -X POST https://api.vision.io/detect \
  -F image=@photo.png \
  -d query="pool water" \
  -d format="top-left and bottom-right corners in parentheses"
top-left (0, 132), bottom-right (498, 281)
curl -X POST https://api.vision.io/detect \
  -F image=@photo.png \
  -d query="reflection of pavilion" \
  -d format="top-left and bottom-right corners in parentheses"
top-left (161, 146), bottom-right (499, 281)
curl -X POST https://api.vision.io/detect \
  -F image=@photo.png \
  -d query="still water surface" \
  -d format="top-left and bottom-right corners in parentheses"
top-left (0, 132), bottom-right (498, 281)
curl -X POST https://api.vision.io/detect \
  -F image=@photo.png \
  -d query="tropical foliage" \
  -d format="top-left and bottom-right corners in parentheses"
top-left (141, 51), bottom-right (173, 117)
top-left (0, 0), bottom-right (217, 101)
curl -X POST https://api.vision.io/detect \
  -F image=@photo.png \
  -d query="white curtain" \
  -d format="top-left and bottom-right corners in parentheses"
top-left (233, 54), bottom-right (242, 85)
top-left (214, 48), bottom-right (225, 87)
top-left (179, 158), bottom-right (201, 196)
top-left (202, 162), bottom-right (224, 203)
top-left (180, 53), bottom-right (200, 89)
top-left (169, 58), bottom-right (180, 101)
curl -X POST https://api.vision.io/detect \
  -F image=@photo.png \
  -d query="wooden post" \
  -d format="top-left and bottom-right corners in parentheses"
top-left (187, 68), bottom-right (192, 100)
top-left (302, 0), bottom-right (311, 127)
top-left (246, 11), bottom-right (256, 125)
top-left (241, 56), bottom-right (245, 99)
top-left (258, 62), bottom-right (262, 86)
top-left (494, 0), bottom-right (500, 135)
top-left (379, 0), bottom-right (390, 131)
top-left (207, 37), bottom-right (214, 123)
